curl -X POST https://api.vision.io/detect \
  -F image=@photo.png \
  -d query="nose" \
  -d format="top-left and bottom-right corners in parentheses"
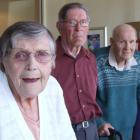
top-left (123, 42), bottom-right (131, 49)
top-left (25, 55), bottom-right (37, 71)
top-left (75, 22), bottom-right (82, 31)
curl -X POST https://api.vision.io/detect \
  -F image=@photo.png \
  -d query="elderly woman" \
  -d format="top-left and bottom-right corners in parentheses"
top-left (0, 21), bottom-right (76, 140)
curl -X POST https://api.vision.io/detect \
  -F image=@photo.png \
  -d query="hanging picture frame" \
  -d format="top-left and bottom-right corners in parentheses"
top-left (88, 26), bottom-right (107, 50)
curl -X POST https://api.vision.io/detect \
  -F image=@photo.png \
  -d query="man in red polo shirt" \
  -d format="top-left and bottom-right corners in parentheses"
top-left (52, 2), bottom-right (102, 140)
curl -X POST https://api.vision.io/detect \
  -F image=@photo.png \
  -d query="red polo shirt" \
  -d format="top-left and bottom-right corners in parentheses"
top-left (52, 37), bottom-right (101, 124)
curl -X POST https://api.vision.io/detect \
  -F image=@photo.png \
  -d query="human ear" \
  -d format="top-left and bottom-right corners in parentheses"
top-left (110, 37), bottom-right (114, 45)
top-left (56, 21), bottom-right (62, 34)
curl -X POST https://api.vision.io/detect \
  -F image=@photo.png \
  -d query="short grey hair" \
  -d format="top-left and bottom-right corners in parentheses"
top-left (0, 21), bottom-right (56, 72)
top-left (112, 24), bottom-right (137, 39)
top-left (58, 2), bottom-right (90, 21)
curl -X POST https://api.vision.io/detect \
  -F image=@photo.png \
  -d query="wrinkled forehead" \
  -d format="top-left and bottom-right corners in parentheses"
top-left (13, 36), bottom-right (50, 51)
top-left (113, 25), bottom-right (137, 40)
top-left (117, 32), bottom-right (136, 41)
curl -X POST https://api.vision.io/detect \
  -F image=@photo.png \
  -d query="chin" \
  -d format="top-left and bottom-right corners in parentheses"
top-left (74, 42), bottom-right (84, 47)
top-left (22, 89), bottom-right (42, 99)
top-left (74, 39), bottom-right (85, 45)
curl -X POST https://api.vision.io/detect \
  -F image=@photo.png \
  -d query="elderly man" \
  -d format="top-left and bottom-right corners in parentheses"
top-left (52, 2), bottom-right (101, 140)
top-left (0, 21), bottom-right (76, 140)
top-left (94, 24), bottom-right (140, 140)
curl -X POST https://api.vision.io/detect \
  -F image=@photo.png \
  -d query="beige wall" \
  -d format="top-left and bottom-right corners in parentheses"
top-left (42, 0), bottom-right (66, 37)
top-left (0, 0), bottom-right (38, 34)
top-left (42, 0), bottom-right (140, 44)
top-left (8, 0), bottom-right (36, 24)
top-left (0, 1), bottom-right (9, 34)
top-left (1, 0), bottom-right (140, 45)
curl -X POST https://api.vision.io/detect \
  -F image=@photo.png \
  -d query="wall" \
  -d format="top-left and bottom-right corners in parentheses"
top-left (0, 0), bottom-right (38, 34)
top-left (43, 0), bottom-right (140, 45)
top-left (1, 0), bottom-right (140, 45)
top-left (0, 1), bottom-right (9, 34)
top-left (42, 0), bottom-right (66, 37)
top-left (8, 0), bottom-right (36, 24)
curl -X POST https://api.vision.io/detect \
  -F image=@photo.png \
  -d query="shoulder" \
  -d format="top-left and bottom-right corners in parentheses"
top-left (93, 46), bottom-right (110, 57)
top-left (92, 46), bottom-right (110, 67)
top-left (39, 76), bottom-right (65, 109)
top-left (44, 75), bottom-right (63, 96)
top-left (82, 48), bottom-right (96, 61)
top-left (0, 71), bottom-right (10, 108)
top-left (134, 51), bottom-right (140, 64)
top-left (47, 75), bottom-right (62, 89)
top-left (47, 75), bottom-right (60, 84)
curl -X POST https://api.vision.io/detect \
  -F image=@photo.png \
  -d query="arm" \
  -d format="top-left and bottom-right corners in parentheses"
top-left (98, 122), bottom-right (114, 136)
top-left (96, 88), bottom-right (114, 136)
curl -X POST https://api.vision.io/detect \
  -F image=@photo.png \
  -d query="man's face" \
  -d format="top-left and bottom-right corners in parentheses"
top-left (58, 8), bottom-right (89, 48)
top-left (111, 26), bottom-right (137, 63)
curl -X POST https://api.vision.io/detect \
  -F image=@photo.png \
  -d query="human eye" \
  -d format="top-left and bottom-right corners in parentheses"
top-left (36, 50), bottom-right (50, 57)
top-left (36, 50), bottom-right (51, 62)
top-left (81, 19), bottom-right (87, 24)
top-left (14, 51), bottom-right (28, 61)
top-left (119, 40), bottom-right (125, 45)
top-left (80, 19), bottom-right (89, 26)
top-left (68, 20), bottom-right (77, 27)
top-left (130, 40), bottom-right (136, 47)
top-left (130, 40), bottom-right (135, 44)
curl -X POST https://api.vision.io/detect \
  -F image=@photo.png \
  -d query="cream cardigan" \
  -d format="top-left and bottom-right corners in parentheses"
top-left (0, 71), bottom-right (76, 140)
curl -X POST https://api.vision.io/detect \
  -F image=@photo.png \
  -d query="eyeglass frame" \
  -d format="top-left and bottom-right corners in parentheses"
top-left (6, 48), bottom-right (54, 63)
top-left (60, 18), bottom-right (90, 27)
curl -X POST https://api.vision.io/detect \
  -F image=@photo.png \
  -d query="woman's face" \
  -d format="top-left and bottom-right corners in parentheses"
top-left (3, 36), bottom-right (53, 99)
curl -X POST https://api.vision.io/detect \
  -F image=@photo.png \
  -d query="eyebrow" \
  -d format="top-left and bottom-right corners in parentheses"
top-left (12, 48), bottom-right (50, 52)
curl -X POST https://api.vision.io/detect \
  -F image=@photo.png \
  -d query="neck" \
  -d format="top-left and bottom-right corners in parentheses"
top-left (116, 57), bottom-right (126, 67)
top-left (14, 93), bottom-right (39, 121)
top-left (18, 97), bottom-right (38, 110)
top-left (68, 46), bottom-right (81, 57)
top-left (61, 39), bottom-right (82, 57)
top-left (63, 44), bottom-right (81, 58)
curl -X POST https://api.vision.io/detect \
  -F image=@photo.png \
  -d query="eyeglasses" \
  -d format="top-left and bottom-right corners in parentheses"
top-left (62, 19), bottom-right (90, 27)
top-left (9, 49), bottom-right (53, 63)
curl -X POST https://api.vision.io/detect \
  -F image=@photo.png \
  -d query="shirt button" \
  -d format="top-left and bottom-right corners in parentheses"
top-left (77, 74), bottom-right (79, 78)
top-left (82, 105), bottom-right (85, 108)
top-left (79, 89), bottom-right (82, 93)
